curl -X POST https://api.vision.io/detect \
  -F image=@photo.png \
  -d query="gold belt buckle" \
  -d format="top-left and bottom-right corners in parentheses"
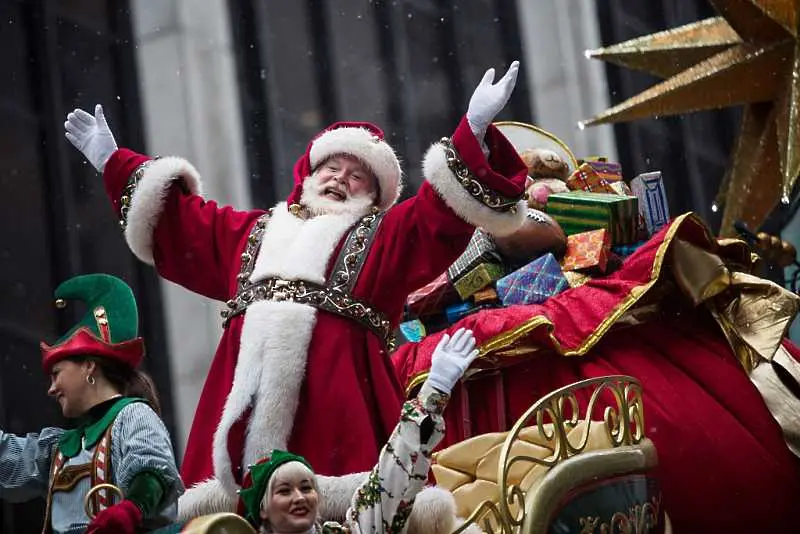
top-left (84, 483), bottom-right (124, 519)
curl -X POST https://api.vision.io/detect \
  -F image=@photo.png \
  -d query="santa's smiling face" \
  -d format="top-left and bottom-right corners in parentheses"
top-left (301, 154), bottom-right (378, 216)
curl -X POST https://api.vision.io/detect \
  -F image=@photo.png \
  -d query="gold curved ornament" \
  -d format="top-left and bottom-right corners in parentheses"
top-left (84, 483), bottom-right (124, 520)
top-left (579, 495), bottom-right (662, 534)
top-left (178, 512), bottom-right (257, 534)
top-left (583, 0), bottom-right (800, 235)
top-left (493, 121), bottom-right (580, 172)
top-left (445, 376), bottom-right (646, 533)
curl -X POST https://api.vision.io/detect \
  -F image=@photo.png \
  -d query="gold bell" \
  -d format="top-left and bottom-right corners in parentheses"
top-left (54, 299), bottom-right (67, 309)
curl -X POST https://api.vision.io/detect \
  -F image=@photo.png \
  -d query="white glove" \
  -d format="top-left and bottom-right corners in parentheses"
top-left (64, 104), bottom-right (118, 173)
top-left (466, 61), bottom-right (520, 148)
top-left (425, 328), bottom-right (480, 395)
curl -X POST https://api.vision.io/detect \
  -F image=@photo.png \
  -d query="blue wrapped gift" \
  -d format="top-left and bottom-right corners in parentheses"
top-left (496, 253), bottom-right (569, 306)
top-left (445, 301), bottom-right (475, 324)
top-left (612, 241), bottom-right (647, 258)
top-left (399, 319), bottom-right (427, 342)
top-left (631, 171), bottom-right (670, 236)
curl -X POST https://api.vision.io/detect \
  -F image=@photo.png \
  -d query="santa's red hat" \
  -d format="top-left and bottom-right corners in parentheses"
top-left (288, 122), bottom-right (403, 211)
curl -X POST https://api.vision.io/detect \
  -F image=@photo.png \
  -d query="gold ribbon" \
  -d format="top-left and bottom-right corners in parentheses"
top-left (671, 238), bottom-right (799, 374)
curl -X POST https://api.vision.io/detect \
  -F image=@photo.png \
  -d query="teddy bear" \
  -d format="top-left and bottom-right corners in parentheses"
top-left (520, 148), bottom-right (570, 210)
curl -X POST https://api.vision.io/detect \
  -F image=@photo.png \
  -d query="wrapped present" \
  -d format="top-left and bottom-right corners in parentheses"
top-left (610, 180), bottom-right (634, 196)
top-left (560, 229), bottom-right (611, 273)
top-left (546, 191), bottom-right (639, 244)
top-left (405, 273), bottom-right (460, 319)
top-left (472, 286), bottom-right (499, 306)
top-left (564, 270), bottom-right (591, 288)
top-left (399, 319), bottom-right (426, 342)
top-left (612, 241), bottom-right (647, 258)
top-left (445, 302), bottom-right (475, 324)
top-left (565, 161), bottom-right (620, 194)
top-left (453, 262), bottom-right (505, 300)
top-left (447, 230), bottom-right (503, 282)
top-left (631, 171), bottom-right (670, 236)
top-left (496, 253), bottom-right (569, 305)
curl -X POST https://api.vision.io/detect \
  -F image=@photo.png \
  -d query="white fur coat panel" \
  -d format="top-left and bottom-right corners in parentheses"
top-left (212, 202), bottom-right (365, 494)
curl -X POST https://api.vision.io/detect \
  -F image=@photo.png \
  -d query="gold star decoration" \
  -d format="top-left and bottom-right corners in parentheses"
top-left (582, 0), bottom-right (800, 236)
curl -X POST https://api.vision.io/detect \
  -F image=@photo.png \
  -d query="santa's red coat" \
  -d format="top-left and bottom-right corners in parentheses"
top-left (102, 117), bottom-right (527, 493)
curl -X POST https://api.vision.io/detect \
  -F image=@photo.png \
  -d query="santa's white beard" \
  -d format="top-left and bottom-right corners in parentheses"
top-left (300, 173), bottom-right (375, 217)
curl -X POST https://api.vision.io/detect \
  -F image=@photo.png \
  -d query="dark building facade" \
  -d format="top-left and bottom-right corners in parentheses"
top-left (0, 1), bottom-right (172, 530)
top-left (228, 0), bottom-right (531, 208)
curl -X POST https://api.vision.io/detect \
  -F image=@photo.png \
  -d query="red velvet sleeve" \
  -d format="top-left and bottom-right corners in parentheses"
top-left (358, 118), bottom-right (527, 316)
top-left (451, 116), bottom-right (528, 198)
top-left (103, 149), bottom-right (263, 301)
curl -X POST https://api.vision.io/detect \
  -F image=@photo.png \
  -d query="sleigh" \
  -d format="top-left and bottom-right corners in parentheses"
top-left (394, 213), bottom-right (800, 533)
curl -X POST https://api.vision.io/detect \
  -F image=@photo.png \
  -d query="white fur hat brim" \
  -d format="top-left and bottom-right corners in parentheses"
top-left (309, 127), bottom-right (403, 211)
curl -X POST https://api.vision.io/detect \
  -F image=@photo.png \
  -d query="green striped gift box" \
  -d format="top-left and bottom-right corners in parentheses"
top-left (546, 191), bottom-right (639, 244)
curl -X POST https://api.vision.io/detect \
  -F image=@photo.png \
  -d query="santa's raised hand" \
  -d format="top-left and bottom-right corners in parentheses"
top-left (64, 104), bottom-right (118, 173)
top-left (466, 61), bottom-right (520, 145)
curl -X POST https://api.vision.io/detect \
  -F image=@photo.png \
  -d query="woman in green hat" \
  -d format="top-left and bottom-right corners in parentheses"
top-left (0, 273), bottom-right (183, 533)
top-left (237, 328), bottom-right (480, 534)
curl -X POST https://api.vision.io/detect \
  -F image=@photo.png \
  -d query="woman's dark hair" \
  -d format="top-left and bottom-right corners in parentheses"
top-left (72, 356), bottom-right (162, 416)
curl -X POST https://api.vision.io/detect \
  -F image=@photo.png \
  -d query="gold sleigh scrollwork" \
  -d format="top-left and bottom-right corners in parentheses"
top-left (453, 375), bottom-right (646, 534)
top-left (579, 494), bottom-right (662, 534)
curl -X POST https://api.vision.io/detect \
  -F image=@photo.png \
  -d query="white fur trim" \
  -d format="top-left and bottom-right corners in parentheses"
top-left (406, 486), bottom-right (458, 534)
top-left (248, 202), bottom-right (366, 284)
top-left (317, 471), bottom-right (370, 521)
top-left (423, 143), bottom-right (525, 237)
top-left (178, 478), bottom-right (236, 521)
top-left (213, 203), bottom-right (364, 494)
top-left (124, 156), bottom-right (203, 265)
top-left (310, 127), bottom-right (403, 211)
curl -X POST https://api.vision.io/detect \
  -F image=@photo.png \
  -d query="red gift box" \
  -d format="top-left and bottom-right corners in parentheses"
top-left (560, 228), bottom-right (611, 273)
top-left (405, 273), bottom-right (460, 319)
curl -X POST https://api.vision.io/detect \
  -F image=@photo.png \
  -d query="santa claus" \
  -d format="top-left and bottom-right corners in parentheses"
top-left (64, 62), bottom-right (528, 520)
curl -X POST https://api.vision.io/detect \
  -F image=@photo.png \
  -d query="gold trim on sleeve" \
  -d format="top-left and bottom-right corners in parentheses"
top-left (440, 137), bottom-right (524, 214)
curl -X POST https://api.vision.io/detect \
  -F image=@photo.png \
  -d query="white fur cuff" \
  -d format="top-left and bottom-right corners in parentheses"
top-left (178, 477), bottom-right (237, 521)
top-left (423, 143), bottom-right (525, 237)
top-left (124, 156), bottom-right (203, 265)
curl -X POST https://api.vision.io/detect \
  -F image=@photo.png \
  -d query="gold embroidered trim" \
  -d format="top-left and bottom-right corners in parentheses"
top-left (222, 211), bottom-right (395, 350)
top-left (329, 210), bottom-right (385, 294)
top-left (230, 213), bottom-right (270, 294)
top-left (51, 463), bottom-right (92, 493)
top-left (223, 277), bottom-right (395, 350)
top-left (440, 137), bottom-right (523, 214)
top-left (119, 160), bottom-right (156, 229)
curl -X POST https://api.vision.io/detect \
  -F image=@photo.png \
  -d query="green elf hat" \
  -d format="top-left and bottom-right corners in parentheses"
top-left (40, 274), bottom-right (145, 373)
top-left (237, 450), bottom-right (315, 526)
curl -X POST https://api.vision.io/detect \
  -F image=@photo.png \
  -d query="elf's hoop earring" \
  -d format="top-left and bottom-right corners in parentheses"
top-left (86, 375), bottom-right (96, 386)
